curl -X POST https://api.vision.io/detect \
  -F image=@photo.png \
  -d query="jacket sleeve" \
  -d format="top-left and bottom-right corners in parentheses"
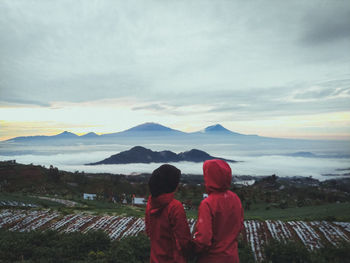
top-left (193, 200), bottom-right (213, 253)
top-left (169, 201), bottom-right (192, 255)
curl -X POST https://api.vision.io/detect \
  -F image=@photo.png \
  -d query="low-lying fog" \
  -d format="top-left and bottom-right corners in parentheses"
top-left (1, 143), bottom-right (349, 180)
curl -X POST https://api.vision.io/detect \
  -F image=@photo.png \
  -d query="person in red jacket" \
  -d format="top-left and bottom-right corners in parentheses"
top-left (193, 159), bottom-right (244, 263)
top-left (145, 164), bottom-right (192, 263)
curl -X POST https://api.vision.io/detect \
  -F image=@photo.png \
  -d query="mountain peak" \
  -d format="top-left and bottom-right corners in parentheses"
top-left (129, 146), bottom-right (152, 152)
top-left (202, 124), bottom-right (244, 136)
top-left (54, 131), bottom-right (78, 138)
top-left (124, 122), bottom-right (179, 133)
top-left (81, 132), bottom-right (99, 137)
top-left (204, 124), bottom-right (231, 133)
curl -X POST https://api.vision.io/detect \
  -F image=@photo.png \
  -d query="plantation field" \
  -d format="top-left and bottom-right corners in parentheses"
top-left (0, 192), bottom-right (146, 217)
top-left (1, 209), bottom-right (350, 262)
top-left (2, 192), bottom-right (350, 222)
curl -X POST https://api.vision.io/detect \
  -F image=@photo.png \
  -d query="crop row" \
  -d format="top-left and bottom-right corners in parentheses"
top-left (0, 209), bottom-right (144, 240)
top-left (1, 209), bottom-right (349, 261)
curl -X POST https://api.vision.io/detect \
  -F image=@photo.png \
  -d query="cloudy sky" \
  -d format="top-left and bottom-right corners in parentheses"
top-left (1, 0), bottom-right (350, 140)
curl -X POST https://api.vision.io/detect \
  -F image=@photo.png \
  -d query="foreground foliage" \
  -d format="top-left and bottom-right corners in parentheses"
top-left (263, 239), bottom-right (350, 263)
top-left (0, 229), bottom-right (150, 263)
top-left (0, 230), bottom-right (253, 263)
top-left (1, 229), bottom-right (349, 262)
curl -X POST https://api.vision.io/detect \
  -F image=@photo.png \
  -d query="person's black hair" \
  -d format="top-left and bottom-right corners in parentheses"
top-left (148, 164), bottom-right (181, 197)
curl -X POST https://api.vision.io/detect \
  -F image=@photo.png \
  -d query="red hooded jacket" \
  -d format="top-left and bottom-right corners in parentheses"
top-left (193, 159), bottom-right (244, 263)
top-left (145, 193), bottom-right (192, 263)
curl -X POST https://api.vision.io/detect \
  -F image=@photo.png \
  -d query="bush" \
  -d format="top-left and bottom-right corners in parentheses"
top-left (311, 241), bottom-right (350, 263)
top-left (263, 239), bottom-right (350, 263)
top-left (238, 240), bottom-right (255, 263)
top-left (0, 229), bottom-right (111, 262)
top-left (106, 234), bottom-right (150, 263)
top-left (4, 229), bottom-right (349, 263)
top-left (263, 239), bottom-right (310, 263)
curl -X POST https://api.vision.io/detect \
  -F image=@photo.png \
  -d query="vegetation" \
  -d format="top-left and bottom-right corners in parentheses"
top-left (0, 229), bottom-right (254, 263)
top-left (263, 239), bottom-right (350, 263)
top-left (1, 161), bottom-right (350, 221)
top-left (1, 161), bottom-right (350, 262)
top-left (0, 192), bottom-right (64, 208)
top-left (0, 229), bottom-right (111, 263)
top-left (238, 239), bottom-right (256, 263)
top-left (1, 229), bottom-right (349, 263)
top-left (244, 201), bottom-right (350, 221)
top-left (70, 200), bottom-right (145, 217)
top-left (0, 161), bottom-right (149, 199)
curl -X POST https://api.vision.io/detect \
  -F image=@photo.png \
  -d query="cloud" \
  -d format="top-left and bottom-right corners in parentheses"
top-left (132, 104), bottom-right (169, 112)
top-left (0, 0), bottom-right (349, 139)
top-left (0, 98), bottom-right (50, 107)
top-left (301, 3), bottom-right (350, 45)
top-left (1, 145), bottom-right (350, 178)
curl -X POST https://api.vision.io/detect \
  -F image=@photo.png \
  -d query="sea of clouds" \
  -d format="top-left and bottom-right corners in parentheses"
top-left (1, 143), bottom-right (349, 181)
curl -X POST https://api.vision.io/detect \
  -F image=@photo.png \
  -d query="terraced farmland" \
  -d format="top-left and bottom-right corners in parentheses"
top-left (1, 209), bottom-right (349, 262)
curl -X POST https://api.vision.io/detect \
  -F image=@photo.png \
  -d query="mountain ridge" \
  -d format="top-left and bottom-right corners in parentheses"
top-left (5, 122), bottom-right (242, 142)
top-left (86, 146), bottom-right (237, 165)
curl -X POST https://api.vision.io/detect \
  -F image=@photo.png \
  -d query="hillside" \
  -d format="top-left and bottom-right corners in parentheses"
top-left (1, 160), bottom-right (350, 261)
top-left (1, 161), bottom-right (350, 218)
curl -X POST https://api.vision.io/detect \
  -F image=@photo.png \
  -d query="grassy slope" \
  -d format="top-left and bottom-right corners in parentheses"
top-left (243, 202), bottom-right (350, 221)
top-left (0, 192), bottom-right (64, 208)
top-left (186, 202), bottom-right (350, 221)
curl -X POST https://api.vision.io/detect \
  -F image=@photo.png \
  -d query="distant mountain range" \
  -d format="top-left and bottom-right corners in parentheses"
top-left (3, 122), bottom-right (350, 158)
top-left (4, 122), bottom-right (251, 142)
top-left (86, 146), bottom-right (237, 165)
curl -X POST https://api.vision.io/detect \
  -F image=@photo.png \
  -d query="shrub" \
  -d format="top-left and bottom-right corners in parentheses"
top-left (238, 240), bottom-right (255, 263)
top-left (106, 234), bottom-right (150, 263)
top-left (263, 239), bottom-right (310, 263)
top-left (311, 241), bottom-right (350, 263)
top-left (263, 240), bottom-right (350, 263)
top-left (0, 229), bottom-right (111, 262)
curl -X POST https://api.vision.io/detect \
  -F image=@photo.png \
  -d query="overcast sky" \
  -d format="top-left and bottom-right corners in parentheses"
top-left (1, 0), bottom-right (350, 140)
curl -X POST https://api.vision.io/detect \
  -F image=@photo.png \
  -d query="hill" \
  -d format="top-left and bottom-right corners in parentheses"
top-left (86, 146), bottom-right (237, 165)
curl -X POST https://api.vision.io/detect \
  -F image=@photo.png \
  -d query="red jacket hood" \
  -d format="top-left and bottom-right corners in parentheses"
top-left (148, 193), bottom-right (174, 214)
top-left (203, 159), bottom-right (232, 193)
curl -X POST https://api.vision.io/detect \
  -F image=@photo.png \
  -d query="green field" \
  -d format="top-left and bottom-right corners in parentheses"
top-left (186, 202), bottom-right (350, 221)
top-left (72, 199), bottom-right (146, 217)
top-left (244, 201), bottom-right (350, 221)
top-left (0, 192), bottom-right (64, 208)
